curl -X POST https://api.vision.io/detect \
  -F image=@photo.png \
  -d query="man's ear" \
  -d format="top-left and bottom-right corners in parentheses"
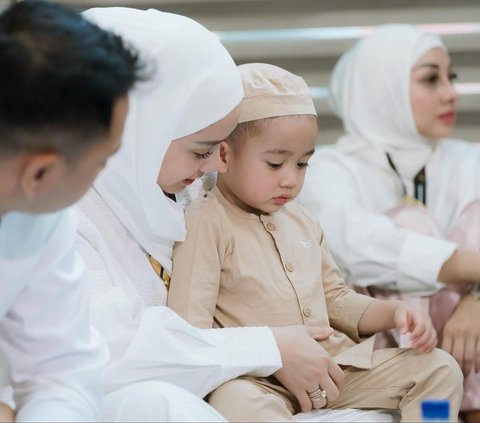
top-left (218, 141), bottom-right (231, 174)
top-left (20, 152), bottom-right (66, 199)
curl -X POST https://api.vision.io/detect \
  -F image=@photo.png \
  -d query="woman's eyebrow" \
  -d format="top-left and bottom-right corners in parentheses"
top-left (413, 63), bottom-right (440, 70)
top-left (194, 140), bottom-right (223, 146)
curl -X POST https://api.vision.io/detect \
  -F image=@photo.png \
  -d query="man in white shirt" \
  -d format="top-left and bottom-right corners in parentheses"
top-left (0, 1), bottom-right (141, 420)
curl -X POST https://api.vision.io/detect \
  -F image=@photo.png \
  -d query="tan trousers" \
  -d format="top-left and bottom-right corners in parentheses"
top-left (208, 348), bottom-right (463, 422)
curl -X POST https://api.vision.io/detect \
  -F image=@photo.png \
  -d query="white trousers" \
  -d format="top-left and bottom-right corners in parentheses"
top-left (101, 381), bottom-right (226, 422)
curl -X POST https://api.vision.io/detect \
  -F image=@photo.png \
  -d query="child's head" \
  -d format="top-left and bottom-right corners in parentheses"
top-left (217, 63), bottom-right (318, 215)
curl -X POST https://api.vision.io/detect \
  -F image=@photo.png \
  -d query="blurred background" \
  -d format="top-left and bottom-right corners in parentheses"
top-left (2, 0), bottom-right (479, 145)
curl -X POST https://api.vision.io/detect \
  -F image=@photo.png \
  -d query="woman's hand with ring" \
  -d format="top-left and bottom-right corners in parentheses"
top-left (307, 387), bottom-right (328, 409)
top-left (271, 325), bottom-right (344, 412)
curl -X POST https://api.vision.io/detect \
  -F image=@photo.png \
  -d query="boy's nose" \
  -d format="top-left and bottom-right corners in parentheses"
top-left (279, 169), bottom-right (298, 188)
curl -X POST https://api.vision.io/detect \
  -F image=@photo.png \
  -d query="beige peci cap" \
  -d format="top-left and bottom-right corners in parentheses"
top-left (237, 63), bottom-right (317, 124)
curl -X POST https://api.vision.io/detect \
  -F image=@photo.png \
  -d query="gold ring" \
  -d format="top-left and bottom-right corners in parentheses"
top-left (307, 388), bottom-right (327, 401)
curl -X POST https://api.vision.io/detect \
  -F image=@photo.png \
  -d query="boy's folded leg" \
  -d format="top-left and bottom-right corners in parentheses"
top-left (208, 376), bottom-right (296, 422)
top-left (326, 348), bottom-right (463, 422)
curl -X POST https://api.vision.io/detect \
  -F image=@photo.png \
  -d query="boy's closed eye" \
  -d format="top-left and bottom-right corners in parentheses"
top-left (265, 161), bottom-right (309, 170)
top-left (266, 161), bottom-right (283, 169)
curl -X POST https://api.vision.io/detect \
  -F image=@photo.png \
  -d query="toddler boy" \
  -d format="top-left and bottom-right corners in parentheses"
top-left (168, 63), bottom-right (462, 422)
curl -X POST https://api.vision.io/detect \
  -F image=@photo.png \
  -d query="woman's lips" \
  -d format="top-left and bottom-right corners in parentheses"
top-left (438, 111), bottom-right (456, 125)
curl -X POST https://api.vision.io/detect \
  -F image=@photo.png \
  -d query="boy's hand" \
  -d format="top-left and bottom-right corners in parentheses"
top-left (393, 303), bottom-right (437, 353)
top-left (271, 326), bottom-right (345, 412)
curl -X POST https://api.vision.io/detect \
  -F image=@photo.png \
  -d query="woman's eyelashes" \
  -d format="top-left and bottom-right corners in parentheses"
top-left (194, 150), bottom-right (213, 160)
top-left (424, 73), bottom-right (439, 85)
top-left (423, 70), bottom-right (458, 86)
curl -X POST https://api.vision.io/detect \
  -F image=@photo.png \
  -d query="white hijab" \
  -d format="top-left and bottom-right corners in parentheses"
top-left (83, 8), bottom-right (243, 272)
top-left (329, 24), bottom-right (445, 181)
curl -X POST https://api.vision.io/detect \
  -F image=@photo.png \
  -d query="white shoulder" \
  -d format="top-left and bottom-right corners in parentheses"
top-left (0, 209), bottom-right (71, 259)
top-left (435, 138), bottom-right (480, 166)
top-left (437, 138), bottom-right (479, 154)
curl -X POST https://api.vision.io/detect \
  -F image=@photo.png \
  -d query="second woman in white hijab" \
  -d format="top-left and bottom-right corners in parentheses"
top-left (299, 24), bottom-right (480, 420)
top-left (76, 7), bottom-right (334, 421)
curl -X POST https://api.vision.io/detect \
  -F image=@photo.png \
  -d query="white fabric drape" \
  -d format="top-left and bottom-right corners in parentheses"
top-left (84, 7), bottom-right (243, 273)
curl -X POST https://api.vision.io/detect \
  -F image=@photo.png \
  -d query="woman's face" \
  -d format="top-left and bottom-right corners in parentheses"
top-left (157, 105), bottom-right (241, 193)
top-left (410, 47), bottom-right (458, 140)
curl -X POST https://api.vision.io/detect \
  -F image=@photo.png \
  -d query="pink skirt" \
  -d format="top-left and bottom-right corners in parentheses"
top-left (373, 200), bottom-right (480, 411)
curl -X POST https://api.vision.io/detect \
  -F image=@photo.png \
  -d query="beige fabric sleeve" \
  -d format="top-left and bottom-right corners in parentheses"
top-left (316, 221), bottom-right (375, 342)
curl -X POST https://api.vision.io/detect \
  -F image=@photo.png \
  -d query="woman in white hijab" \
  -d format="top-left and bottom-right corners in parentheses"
top-left (298, 24), bottom-right (480, 421)
top-left (74, 7), bottom-right (334, 421)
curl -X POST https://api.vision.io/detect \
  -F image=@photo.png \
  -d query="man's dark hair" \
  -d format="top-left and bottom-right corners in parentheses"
top-left (0, 0), bottom-right (142, 159)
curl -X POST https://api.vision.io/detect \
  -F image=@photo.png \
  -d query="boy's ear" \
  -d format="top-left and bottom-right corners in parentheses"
top-left (218, 141), bottom-right (231, 174)
top-left (20, 152), bottom-right (66, 199)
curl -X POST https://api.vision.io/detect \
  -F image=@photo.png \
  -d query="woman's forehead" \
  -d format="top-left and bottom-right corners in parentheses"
top-left (413, 48), bottom-right (450, 69)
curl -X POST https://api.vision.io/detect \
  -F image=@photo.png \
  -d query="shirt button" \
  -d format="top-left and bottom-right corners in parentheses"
top-left (266, 222), bottom-right (276, 231)
top-left (303, 307), bottom-right (312, 318)
top-left (284, 262), bottom-right (294, 272)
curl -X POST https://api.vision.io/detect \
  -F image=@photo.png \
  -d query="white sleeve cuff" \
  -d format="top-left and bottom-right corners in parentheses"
top-left (397, 233), bottom-right (457, 295)
top-left (205, 326), bottom-right (282, 377)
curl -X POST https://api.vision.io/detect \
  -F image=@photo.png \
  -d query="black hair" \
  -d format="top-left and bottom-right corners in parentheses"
top-left (0, 0), bottom-right (143, 159)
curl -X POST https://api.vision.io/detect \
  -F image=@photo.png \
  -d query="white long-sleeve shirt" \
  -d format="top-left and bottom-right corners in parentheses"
top-left (75, 188), bottom-right (282, 399)
top-left (298, 139), bottom-right (480, 296)
top-left (0, 209), bottom-right (107, 421)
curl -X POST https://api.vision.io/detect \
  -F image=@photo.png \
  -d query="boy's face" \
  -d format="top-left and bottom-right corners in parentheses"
top-left (220, 115), bottom-right (317, 215)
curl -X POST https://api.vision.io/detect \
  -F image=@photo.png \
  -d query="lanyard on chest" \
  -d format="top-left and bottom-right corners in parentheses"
top-left (149, 255), bottom-right (171, 288)
top-left (386, 153), bottom-right (427, 206)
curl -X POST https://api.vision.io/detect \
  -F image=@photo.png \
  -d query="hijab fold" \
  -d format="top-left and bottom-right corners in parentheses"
top-left (329, 24), bottom-right (445, 182)
top-left (84, 8), bottom-right (243, 272)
